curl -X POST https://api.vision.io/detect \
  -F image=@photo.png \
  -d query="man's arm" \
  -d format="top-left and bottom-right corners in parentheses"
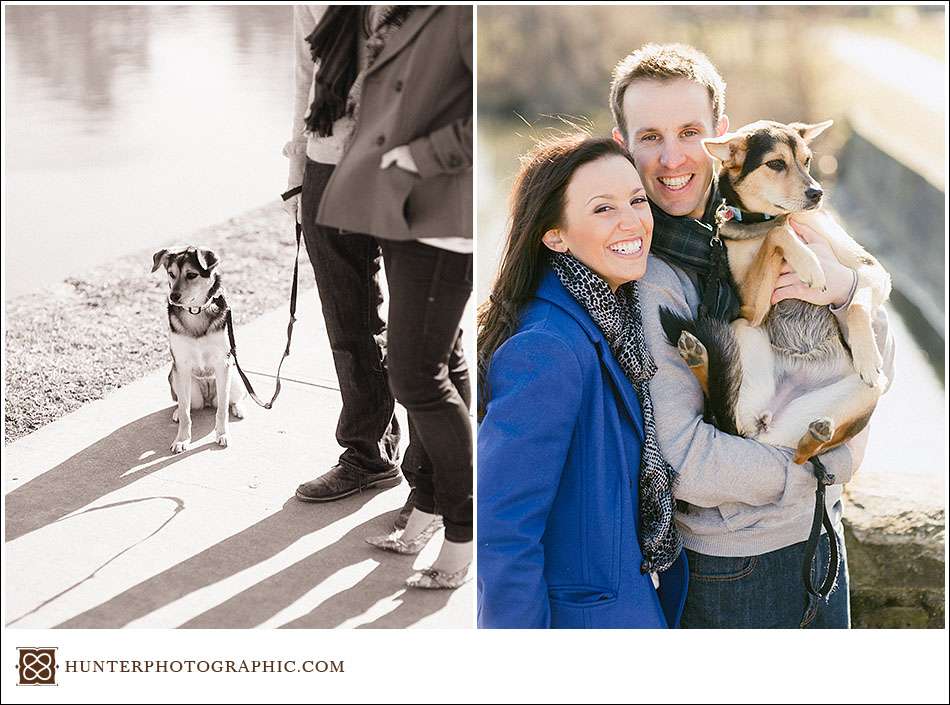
top-left (778, 216), bottom-right (896, 391)
top-left (638, 259), bottom-right (854, 509)
top-left (282, 6), bottom-right (326, 191)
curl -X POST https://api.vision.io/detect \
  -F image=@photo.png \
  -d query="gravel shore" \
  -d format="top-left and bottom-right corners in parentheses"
top-left (4, 202), bottom-right (314, 444)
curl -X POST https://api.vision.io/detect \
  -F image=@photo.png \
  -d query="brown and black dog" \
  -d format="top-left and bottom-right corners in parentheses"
top-left (661, 119), bottom-right (891, 464)
top-left (152, 246), bottom-right (246, 453)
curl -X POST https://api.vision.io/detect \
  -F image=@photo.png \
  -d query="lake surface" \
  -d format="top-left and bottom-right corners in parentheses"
top-left (4, 5), bottom-right (295, 298)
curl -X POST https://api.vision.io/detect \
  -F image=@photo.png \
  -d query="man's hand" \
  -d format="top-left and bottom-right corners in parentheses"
top-left (281, 193), bottom-right (302, 225)
top-left (380, 145), bottom-right (419, 174)
top-left (772, 219), bottom-right (855, 307)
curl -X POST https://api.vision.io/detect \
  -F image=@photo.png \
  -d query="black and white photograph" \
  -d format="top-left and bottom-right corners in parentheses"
top-left (4, 3), bottom-right (474, 631)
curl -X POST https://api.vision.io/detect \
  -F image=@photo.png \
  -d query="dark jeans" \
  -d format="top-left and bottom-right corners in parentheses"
top-left (680, 531), bottom-right (850, 628)
top-left (301, 159), bottom-right (469, 484)
top-left (379, 238), bottom-right (473, 543)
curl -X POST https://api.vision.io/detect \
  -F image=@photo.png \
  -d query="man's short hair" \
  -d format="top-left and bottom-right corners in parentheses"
top-left (610, 43), bottom-right (727, 141)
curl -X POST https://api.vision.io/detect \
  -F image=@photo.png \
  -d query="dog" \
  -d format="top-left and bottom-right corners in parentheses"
top-left (660, 119), bottom-right (891, 464)
top-left (152, 246), bottom-right (247, 453)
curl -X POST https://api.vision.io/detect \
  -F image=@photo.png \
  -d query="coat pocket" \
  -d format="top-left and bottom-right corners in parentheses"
top-left (548, 585), bottom-right (618, 607)
top-left (385, 165), bottom-right (418, 231)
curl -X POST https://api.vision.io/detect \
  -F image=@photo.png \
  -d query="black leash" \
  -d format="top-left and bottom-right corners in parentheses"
top-left (801, 455), bottom-right (841, 600)
top-left (225, 186), bottom-right (304, 410)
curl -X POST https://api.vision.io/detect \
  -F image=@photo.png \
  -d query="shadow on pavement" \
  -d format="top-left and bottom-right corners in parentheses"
top-left (182, 513), bottom-right (454, 629)
top-left (5, 407), bottom-right (221, 542)
top-left (56, 494), bottom-right (452, 629)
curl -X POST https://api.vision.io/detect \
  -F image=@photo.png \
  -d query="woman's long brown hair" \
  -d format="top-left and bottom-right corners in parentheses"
top-left (477, 134), bottom-right (635, 420)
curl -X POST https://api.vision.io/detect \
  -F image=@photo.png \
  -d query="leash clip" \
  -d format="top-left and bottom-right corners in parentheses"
top-left (714, 199), bottom-right (733, 227)
top-left (710, 199), bottom-right (733, 246)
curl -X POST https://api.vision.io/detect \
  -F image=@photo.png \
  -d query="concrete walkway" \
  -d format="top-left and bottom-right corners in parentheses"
top-left (4, 285), bottom-right (475, 629)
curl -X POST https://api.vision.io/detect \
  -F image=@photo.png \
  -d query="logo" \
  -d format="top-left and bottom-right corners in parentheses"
top-left (17, 648), bottom-right (58, 686)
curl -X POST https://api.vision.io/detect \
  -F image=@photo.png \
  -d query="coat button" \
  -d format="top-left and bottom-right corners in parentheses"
top-left (394, 80), bottom-right (404, 92)
top-left (448, 154), bottom-right (462, 168)
top-left (375, 135), bottom-right (385, 146)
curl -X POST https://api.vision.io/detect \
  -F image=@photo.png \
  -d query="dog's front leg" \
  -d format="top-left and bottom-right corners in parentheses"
top-left (774, 223), bottom-right (826, 292)
top-left (738, 238), bottom-right (785, 327)
top-left (847, 284), bottom-right (886, 388)
top-left (214, 360), bottom-right (231, 447)
top-left (172, 363), bottom-right (193, 453)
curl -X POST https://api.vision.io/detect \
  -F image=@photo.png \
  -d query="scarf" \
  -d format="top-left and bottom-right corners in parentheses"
top-left (649, 183), bottom-right (741, 321)
top-left (304, 6), bottom-right (416, 138)
top-left (549, 252), bottom-right (681, 575)
top-left (304, 7), bottom-right (362, 137)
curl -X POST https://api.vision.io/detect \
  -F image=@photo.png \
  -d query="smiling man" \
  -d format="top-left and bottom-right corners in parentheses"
top-left (609, 43), bottom-right (894, 628)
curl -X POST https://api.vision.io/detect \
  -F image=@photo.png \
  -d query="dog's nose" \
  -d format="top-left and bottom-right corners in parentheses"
top-left (805, 187), bottom-right (823, 202)
top-left (170, 292), bottom-right (181, 303)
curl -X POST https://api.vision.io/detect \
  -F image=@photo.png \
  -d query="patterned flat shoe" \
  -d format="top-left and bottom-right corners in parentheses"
top-left (364, 517), bottom-right (443, 555)
top-left (405, 564), bottom-right (470, 590)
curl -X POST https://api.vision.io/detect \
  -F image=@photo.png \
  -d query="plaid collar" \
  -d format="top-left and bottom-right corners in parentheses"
top-left (649, 184), bottom-right (741, 321)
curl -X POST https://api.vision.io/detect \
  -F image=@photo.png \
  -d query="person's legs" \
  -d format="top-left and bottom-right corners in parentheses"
top-left (296, 160), bottom-right (401, 499)
top-left (680, 532), bottom-right (850, 628)
top-left (378, 240), bottom-right (473, 549)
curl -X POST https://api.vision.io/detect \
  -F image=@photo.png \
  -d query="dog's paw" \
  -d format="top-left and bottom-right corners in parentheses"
top-left (677, 331), bottom-right (708, 368)
top-left (808, 417), bottom-right (835, 444)
top-left (216, 432), bottom-right (230, 448)
top-left (852, 347), bottom-right (884, 388)
top-left (229, 402), bottom-right (245, 419)
top-left (798, 266), bottom-right (827, 291)
top-left (171, 438), bottom-right (190, 454)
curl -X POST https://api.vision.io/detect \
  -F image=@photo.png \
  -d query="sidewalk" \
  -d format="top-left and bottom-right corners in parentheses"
top-left (4, 287), bottom-right (475, 629)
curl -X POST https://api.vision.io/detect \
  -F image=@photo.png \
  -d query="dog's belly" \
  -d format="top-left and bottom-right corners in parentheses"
top-left (762, 300), bottom-right (854, 420)
top-left (765, 299), bottom-right (842, 360)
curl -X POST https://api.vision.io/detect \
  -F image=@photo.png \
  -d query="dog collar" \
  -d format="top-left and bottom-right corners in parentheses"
top-left (167, 293), bottom-right (222, 315)
top-left (718, 204), bottom-right (776, 224)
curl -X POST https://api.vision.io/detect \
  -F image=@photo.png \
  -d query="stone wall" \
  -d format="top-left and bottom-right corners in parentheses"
top-left (834, 124), bottom-right (946, 629)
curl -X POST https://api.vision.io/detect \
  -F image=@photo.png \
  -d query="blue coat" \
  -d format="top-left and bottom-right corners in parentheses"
top-left (477, 267), bottom-right (688, 628)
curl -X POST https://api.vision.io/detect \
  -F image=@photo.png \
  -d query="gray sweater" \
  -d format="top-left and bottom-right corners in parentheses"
top-left (638, 255), bottom-right (895, 557)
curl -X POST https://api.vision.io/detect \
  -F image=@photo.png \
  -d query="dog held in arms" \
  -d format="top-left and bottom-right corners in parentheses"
top-left (660, 119), bottom-right (891, 465)
top-left (152, 246), bottom-right (247, 453)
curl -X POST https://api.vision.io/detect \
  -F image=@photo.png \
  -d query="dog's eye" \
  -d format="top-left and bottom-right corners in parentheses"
top-left (169, 271), bottom-right (177, 279)
top-left (766, 159), bottom-right (786, 171)
top-left (186, 272), bottom-right (199, 280)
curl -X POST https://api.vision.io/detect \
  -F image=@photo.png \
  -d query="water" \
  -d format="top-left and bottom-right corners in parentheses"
top-left (3, 5), bottom-right (295, 298)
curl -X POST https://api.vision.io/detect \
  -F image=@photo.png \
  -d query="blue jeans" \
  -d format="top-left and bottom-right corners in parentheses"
top-left (680, 532), bottom-right (850, 629)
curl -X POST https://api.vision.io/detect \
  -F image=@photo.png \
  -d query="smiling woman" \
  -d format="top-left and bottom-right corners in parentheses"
top-left (476, 134), bottom-right (688, 629)
top-left (539, 153), bottom-right (653, 290)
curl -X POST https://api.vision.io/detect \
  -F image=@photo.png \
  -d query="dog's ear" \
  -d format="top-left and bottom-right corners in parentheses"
top-left (790, 120), bottom-right (833, 143)
top-left (702, 133), bottom-right (747, 167)
top-left (151, 249), bottom-right (169, 273)
top-left (194, 248), bottom-right (220, 275)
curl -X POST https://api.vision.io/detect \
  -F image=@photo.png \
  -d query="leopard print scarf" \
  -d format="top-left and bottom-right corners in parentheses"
top-left (550, 252), bottom-right (681, 574)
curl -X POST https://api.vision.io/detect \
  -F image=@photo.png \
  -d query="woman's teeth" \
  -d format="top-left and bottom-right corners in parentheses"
top-left (659, 175), bottom-right (692, 191)
top-left (608, 239), bottom-right (642, 255)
